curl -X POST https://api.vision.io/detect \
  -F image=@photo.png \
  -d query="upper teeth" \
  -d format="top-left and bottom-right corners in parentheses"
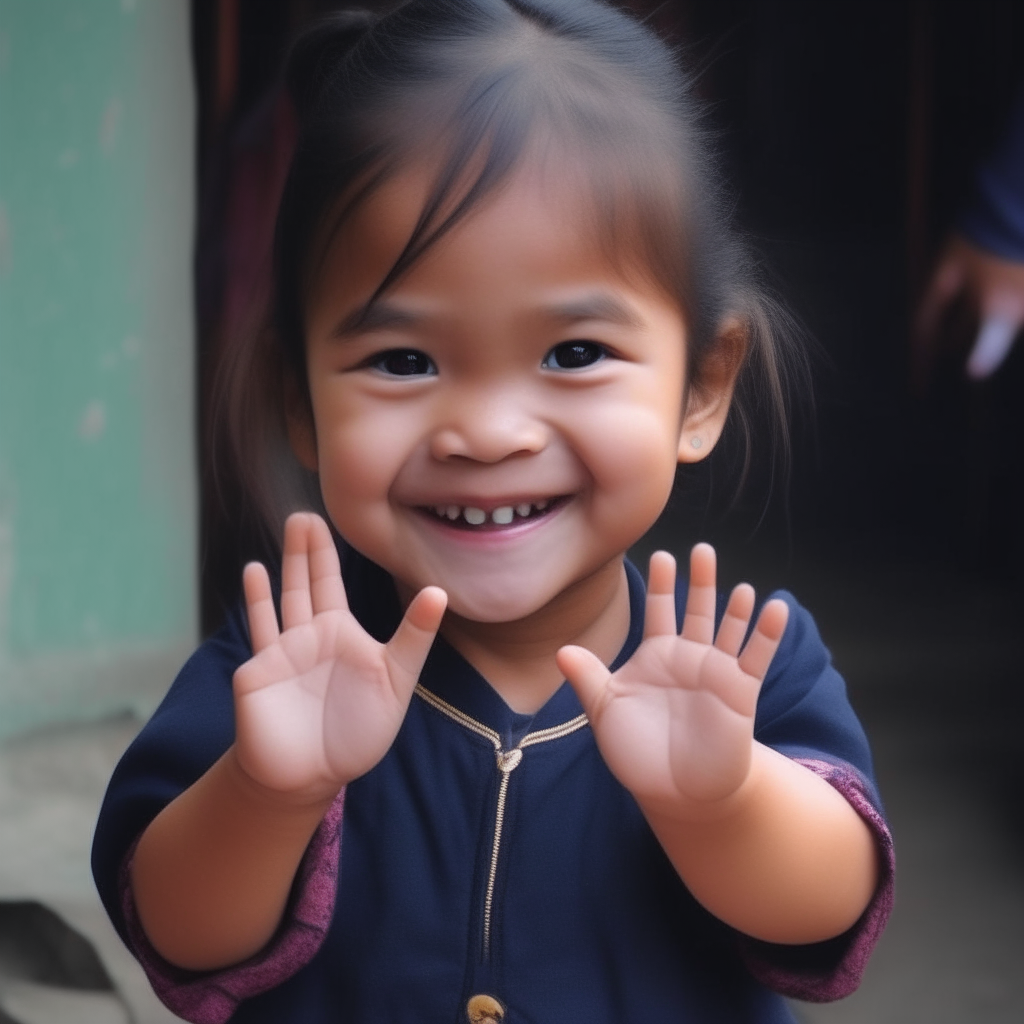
top-left (432, 500), bottom-right (552, 525)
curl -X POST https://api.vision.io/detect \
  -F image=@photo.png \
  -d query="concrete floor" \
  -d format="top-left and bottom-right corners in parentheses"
top-left (0, 716), bottom-right (185, 1024)
top-left (0, 556), bottom-right (1021, 1023)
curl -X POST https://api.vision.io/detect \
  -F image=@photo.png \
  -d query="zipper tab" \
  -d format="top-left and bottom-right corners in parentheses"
top-left (496, 748), bottom-right (522, 774)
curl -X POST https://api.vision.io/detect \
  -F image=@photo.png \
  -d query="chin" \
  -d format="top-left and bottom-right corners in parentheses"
top-left (440, 577), bottom-right (561, 625)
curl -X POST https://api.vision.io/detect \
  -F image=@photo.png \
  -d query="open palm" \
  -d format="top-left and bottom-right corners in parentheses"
top-left (558, 545), bottom-right (788, 811)
top-left (232, 513), bottom-right (446, 801)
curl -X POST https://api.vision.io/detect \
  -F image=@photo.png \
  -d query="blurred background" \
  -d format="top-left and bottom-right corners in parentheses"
top-left (0, 0), bottom-right (1022, 1021)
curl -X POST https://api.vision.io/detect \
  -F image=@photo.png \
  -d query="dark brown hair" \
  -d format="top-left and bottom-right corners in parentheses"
top-left (219, 0), bottom-right (808, 543)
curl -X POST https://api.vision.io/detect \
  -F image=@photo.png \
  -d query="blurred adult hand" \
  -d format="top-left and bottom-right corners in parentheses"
top-left (915, 234), bottom-right (1024, 383)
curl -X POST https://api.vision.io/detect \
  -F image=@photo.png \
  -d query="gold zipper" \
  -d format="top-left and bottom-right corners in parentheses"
top-left (414, 685), bottom-right (589, 954)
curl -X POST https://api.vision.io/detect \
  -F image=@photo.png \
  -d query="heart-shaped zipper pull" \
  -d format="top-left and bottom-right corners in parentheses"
top-left (495, 748), bottom-right (522, 774)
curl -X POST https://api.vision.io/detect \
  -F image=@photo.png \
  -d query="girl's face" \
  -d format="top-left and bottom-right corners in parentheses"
top-left (296, 162), bottom-right (722, 625)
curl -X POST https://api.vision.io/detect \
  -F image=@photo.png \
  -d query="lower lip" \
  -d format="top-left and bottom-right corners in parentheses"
top-left (413, 499), bottom-right (568, 544)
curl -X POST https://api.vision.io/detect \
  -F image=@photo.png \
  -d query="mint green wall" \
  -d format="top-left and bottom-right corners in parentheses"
top-left (0, 0), bottom-right (196, 738)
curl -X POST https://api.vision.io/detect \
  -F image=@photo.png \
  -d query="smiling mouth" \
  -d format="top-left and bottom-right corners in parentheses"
top-left (420, 496), bottom-right (566, 529)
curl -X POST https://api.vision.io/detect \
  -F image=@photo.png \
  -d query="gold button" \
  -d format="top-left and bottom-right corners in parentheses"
top-left (466, 993), bottom-right (505, 1023)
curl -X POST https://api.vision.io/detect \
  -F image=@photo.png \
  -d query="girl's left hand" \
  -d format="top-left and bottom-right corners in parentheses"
top-left (557, 545), bottom-right (789, 814)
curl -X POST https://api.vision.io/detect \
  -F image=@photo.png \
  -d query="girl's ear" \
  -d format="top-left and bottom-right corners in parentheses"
top-left (285, 375), bottom-right (319, 471)
top-left (677, 317), bottom-right (747, 464)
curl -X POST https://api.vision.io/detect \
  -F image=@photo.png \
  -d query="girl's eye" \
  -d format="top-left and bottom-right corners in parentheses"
top-left (542, 341), bottom-right (608, 370)
top-left (371, 349), bottom-right (436, 377)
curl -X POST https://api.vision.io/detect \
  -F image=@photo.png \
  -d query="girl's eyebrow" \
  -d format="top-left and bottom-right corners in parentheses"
top-left (543, 293), bottom-right (646, 330)
top-left (330, 291), bottom-right (646, 340)
top-left (331, 301), bottom-right (421, 339)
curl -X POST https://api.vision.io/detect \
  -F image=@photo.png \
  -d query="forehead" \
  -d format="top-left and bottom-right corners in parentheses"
top-left (307, 150), bottom-right (677, 320)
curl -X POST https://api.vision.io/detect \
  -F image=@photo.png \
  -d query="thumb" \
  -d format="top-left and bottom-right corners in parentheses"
top-left (384, 586), bottom-right (447, 698)
top-left (557, 645), bottom-right (611, 722)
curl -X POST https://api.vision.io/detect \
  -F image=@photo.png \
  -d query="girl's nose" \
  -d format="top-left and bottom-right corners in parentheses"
top-left (429, 389), bottom-right (549, 463)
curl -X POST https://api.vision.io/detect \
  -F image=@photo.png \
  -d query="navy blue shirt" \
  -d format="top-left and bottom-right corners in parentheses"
top-left (93, 553), bottom-right (889, 1023)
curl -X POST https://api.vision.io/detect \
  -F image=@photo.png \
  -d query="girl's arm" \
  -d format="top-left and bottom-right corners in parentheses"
top-left (131, 513), bottom-right (446, 971)
top-left (640, 742), bottom-right (878, 944)
top-left (131, 747), bottom-right (336, 970)
top-left (557, 546), bottom-right (878, 946)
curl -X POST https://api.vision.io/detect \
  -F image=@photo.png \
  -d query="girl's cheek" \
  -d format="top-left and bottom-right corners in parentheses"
top-left (317, 415), bottom-right (408, 500)
top-left (580, 402), bottom-right (681, 478)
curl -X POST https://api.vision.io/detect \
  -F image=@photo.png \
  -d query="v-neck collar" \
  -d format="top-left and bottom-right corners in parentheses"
top-left (341, 545), bottom-right (647, 738)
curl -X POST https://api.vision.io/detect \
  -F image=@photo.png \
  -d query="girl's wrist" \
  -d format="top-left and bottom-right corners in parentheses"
top-left (222, 746), bottom-right (342, 819)
top-left (639, 741), bottom-right (767, 828)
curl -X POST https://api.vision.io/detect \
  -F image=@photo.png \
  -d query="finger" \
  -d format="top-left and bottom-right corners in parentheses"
top-left (644, 551), bottom-right (678, 639)
top-left (242, 561), bottom-right (279, 653)
top-left (307, 513), bottom-right (349, 614)
top-left (915, 257), bottom-right (964, 342)
top-left (714, 582), bottom-right (755, 657)
top-left (965, 315), bottom-right (1020, 379)
top-left (556, 645), bottom-right (611, 722)
top-left (384, 586), bottom-right (447, 695)
top-left (680, 542), bottom-right (716, 645)
top-left (280, 513), bottom-right (314, 630)
top-left (912, 259), bottom-right (966, 396)
top-left (737, 598), bottom-right (789, 681)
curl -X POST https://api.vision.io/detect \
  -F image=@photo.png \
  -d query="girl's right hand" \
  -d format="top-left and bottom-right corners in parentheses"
top-left (232, 512), bottom-right (447, 801)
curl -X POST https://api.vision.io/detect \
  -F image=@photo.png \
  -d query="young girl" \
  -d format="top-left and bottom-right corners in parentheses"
top-left (92, 2), bottom-right (894, 1021)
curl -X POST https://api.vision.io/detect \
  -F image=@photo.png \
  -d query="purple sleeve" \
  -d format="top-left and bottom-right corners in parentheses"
top-left (959, 85), bottom-right (1024, 262)
top-left (738, 757), bottom-right (895, 1003)
top-left (117, 791), bottom-right (344, 1024)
